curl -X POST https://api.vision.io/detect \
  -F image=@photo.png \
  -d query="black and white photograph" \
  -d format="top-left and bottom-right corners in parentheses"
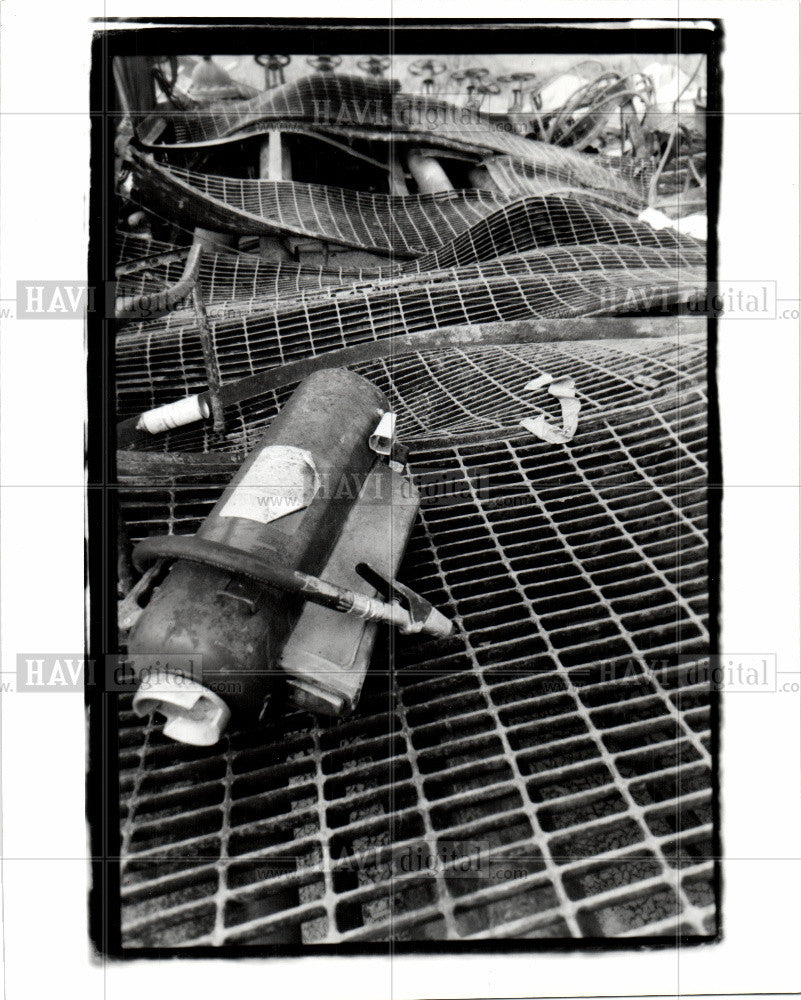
top-left (101, 20), bottom-right (718, 950)
top-left (1, 7), bottom-right (801, 1000)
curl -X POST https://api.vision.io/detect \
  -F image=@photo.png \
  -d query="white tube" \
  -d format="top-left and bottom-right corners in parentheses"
top-left (136, 394), bottom-right (210, 434)
top-left (407, 149), bottom-right (453, 193)
top-left (259, 132), bottom-right (292, 259)
top-left (388, 156), bottom-right (409, 195)
top-left (260, 130), bottom-right (286, 181)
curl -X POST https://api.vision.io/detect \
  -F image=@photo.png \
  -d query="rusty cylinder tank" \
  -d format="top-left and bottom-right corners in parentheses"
top-left (126, 368), bottom-right (388, 724)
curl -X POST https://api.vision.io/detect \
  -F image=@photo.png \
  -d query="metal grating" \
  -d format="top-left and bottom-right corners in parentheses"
top-left (115, 198), bottom-right (694, 306)
top-left (142, 72), bottom-right (400, 145)
top-left (117, 239), bottom-right (698, 312)
top-left (118, 337), bottom-right (714, 945)
top-left (115, 265), bottom-right (704, 419)
top-left (125, 335), bottom-right (705, 458)
top-left (482, 154), bottom-right (653, 207)
top-left (137, 72), bottom-right (648, 205)
top-left (132, 156), bottom-right (666, 258)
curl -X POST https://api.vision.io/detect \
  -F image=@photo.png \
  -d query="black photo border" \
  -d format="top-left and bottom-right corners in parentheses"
top-left (87, 16), bottom-right (723, 961)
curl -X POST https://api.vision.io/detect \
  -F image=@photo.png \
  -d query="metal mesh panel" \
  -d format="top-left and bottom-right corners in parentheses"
top-left (136, 72), bottom-right (647, 206)
top-left (115, 257), bottom-right (703, 417)
top-left (144, 72), bottom-right (400, 145)
top-left (482, 154), bottom-right (654, 205)
top-left (116, 230), bottom-right (178, 265)
top-left (132, 155), bottom-right (669, 256)
top-left (116, 226), bottom-right (698, 308)
top-left (118, 336), bottom-right (714, 945)
top-left (125, 336), bottom-right (705, 458)
top-left (116, 194), bottom-right (692, 292)
top-left (132, 151), bottom-right (506, 255)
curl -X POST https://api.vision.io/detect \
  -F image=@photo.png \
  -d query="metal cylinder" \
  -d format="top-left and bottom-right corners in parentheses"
top-left (258, 131), bottom-right (292, 260)
top-left (406, 149), bottom-right (454, 194)
top-left (127, 369), bottom-right (388, 728)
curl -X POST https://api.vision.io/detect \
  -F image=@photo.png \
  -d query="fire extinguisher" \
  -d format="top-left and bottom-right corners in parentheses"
top-left (124, 368), bottom-right (453, 745)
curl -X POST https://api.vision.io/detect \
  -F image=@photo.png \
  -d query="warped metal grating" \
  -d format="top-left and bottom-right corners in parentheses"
top-left (124, 335), bottom-right (705, 457)
top-left (137, 72), bottom-right (649, 206)
top-left (132, 157), bottom-right (662, 257)
top-left (141, 72), bottom-right (401, 145)
top-left (118, 335), bottom-right (714, 946)
top-left (115, 208), bottom-right (692, 306)
top-left (116, 242), bottom-right (698, 316)
top-left (115, 270), bottom-right (704, 419)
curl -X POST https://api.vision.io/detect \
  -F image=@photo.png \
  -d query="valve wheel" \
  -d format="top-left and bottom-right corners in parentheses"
top-left (408, 59), bottom-right (446, 77)
top-left (357, 55), bottom-right (390, 77)
top-left (451, 67), bottom-right (490, 83)
top-left (497, 71), bottom-right (537, 86)
top-left (255, 54), bottom-right (291, 68)
top-left (306, 55), bottom-right (342, 72)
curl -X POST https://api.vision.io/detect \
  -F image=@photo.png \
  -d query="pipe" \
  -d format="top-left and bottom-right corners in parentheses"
top-left (406, 148), bottom-right (453, 194)
top-left (388, 155), bottom-right (409, 195)
top-left (192, 284), bottom-right (225, 432)
top-left (115, 241), bottom-right (203, 319)
top-left (133, 534), bottom-right (453, 639)
top-left (259, 131), bottom-right (292, 259)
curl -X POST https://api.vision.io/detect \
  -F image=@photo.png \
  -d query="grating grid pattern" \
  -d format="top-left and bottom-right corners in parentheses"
top-left (116, 236), bottom-right (700, 353)
top-left (137, 73), bottom-right (646, 205)
top-left (118, 336), bottom-right (714, 946)
top-left (149, 73), bottom-right (399, 144)
top-left (219, 123), bottom-right (649, 209)
top-left (116, 194), bottom-right (698, 304)
top-left (133, 151), bottom-right (507, 255)
top-left (118, 242), bottom-right (676, 307)
top-left (115, 246), bottom-right (704, 417)
top-left (126, 336), bottom-right (705, 458)
top-left (132, 156), bottom-right (665, 257)
top-left (116, 231), bottom-right (178, 265)
top-left (482, 154), bottom-right (653, 206)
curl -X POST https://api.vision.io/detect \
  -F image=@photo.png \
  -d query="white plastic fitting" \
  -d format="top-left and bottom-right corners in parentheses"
top-left (369, 411), bottom-right (397, 455)
top-left (132, 670), bottom-right (231, 746)
top-left (136, 394), bottom-right (211, 434)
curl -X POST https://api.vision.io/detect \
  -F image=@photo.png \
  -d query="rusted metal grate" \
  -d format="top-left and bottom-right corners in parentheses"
top-left (118, 336), bottom-right (714, 945)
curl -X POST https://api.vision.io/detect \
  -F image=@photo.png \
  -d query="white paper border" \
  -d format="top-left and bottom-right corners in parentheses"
top-left (1, 2), bottom-right (799, 998)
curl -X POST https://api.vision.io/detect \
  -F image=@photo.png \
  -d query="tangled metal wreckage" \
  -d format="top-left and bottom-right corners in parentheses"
top-left (112, 52), bottom-right (715, 946)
